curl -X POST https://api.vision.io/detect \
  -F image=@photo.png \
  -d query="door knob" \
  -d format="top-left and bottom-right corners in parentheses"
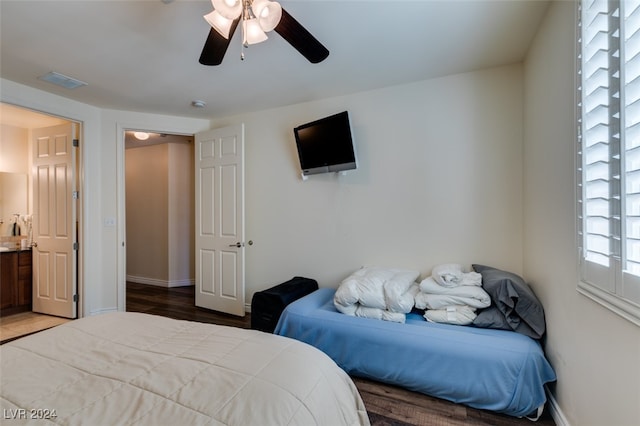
top-left (228, 241), bottom-right (252, 248)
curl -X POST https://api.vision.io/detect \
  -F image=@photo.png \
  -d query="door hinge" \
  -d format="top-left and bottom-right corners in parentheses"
top-left (73, 294), bottom-right (78, 302)
top-left (73, 139), bottom-right (79, 147)
top-left (73, 242), bottom-right (79, 251)
top-left (72, 191), bottom-right (79, 199)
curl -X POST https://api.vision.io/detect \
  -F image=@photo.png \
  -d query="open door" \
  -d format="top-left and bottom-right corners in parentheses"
top-left (32, 123), bottom-right (77, 318)
top-left (195, 124), bottom-right (245, 316)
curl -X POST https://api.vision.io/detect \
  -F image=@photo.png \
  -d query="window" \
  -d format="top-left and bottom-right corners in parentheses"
top-left (578, 0), bottom-right (640, 325)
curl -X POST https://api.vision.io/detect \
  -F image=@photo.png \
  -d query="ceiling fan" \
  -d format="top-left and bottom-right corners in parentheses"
top-left (199, 0), bottom-right (329, 66)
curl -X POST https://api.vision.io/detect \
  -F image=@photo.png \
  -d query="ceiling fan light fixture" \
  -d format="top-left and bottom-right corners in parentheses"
top-left (251, 0), bottom-right (282, 32)
top-left (243, 18), bottom-right (268, 45)
top-left (204, 10), bottom-right (234, 39)
top-left (198, 0), bottom-right (329, 66)
top-left (211, 0), bottom-right (242, 20)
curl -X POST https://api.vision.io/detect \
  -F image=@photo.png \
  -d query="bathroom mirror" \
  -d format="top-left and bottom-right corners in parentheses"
top-left (0, 172), bottom-right (28, 236)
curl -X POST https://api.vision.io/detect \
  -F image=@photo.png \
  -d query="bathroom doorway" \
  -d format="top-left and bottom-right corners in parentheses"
top-left (0, 102), bottom-right (83, 323)
top-left (123, 130), bottom-right (195, 302)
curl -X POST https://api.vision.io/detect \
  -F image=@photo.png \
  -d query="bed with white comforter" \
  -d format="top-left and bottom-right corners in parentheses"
top-left (0, 312), bottom-right (369, 426)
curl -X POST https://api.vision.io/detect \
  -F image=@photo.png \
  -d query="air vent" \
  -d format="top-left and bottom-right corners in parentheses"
top-left (39, 71), bottom-right (87, 89)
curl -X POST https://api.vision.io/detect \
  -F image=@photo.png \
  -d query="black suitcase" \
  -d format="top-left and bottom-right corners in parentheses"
top-left (251, 276), bottom-right (318, 333)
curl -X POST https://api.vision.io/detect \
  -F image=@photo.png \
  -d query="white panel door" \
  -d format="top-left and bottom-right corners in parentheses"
top-left (195, 124), bottom-right (245, 316)
top-left (32, 123), bottom-right (77, 318)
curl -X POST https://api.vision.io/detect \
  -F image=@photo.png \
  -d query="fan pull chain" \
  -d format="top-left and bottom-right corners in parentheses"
top-left (240, 0), bottom-right (250, 60)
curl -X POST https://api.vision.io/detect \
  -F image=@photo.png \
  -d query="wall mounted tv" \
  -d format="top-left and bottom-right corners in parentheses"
top-left (294, 111), bottom-right (356, 176)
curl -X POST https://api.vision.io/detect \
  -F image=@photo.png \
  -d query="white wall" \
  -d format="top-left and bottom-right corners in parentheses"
top-left (1, 64), bottom-right (525, 313)
top-left (167, 142), bottom-right (195, 285)
top-left (1, 64), bottom-right (525, 314)
top-left (0, 124), bottom-right (28, 173)
top-left (213, 64), bottom-right (525, 300)
top-left (126, 144), bottom-right (169, 283)
top-left (523, 2), bottom-right (640, 425)
top-left (126, 141), bottom-right (194, 286)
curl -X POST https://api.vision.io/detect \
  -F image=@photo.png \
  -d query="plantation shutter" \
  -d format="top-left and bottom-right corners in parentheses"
top-left (579, 0), bottom-right (617, 292)
top-left (621, 0), bottom-right (640, 303)
top-left (579, 0), bottom-right (640, 304)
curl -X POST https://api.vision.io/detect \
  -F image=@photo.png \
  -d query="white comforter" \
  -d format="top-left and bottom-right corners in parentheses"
top-left (0, 312), bottom-right (369, 426)
top-left (431, 263), bottom-right (482, 287)
top-left (415, 264), bottom-right (491, 325)
top-left (334, 267), bottom-right (419, 323)
top-left (415, 277), bottom-right (491, 310)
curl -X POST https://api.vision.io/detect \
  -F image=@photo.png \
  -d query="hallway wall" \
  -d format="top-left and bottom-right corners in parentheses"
top-left (125, 140), bottom-right (194, 287)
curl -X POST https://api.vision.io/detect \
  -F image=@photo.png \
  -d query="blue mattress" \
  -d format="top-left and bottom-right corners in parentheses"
top-left (274, 288), bottom-right (556, 418)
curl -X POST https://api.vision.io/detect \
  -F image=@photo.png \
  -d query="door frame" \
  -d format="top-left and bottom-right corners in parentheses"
top-left (115, 122), bottom-right (206, 312)
top-left (0, 102), bottom-right (84, 318)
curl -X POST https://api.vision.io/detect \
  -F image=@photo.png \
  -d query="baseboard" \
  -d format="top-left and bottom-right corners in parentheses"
top-left (89, 307), bottom-right (118, 316)
top-left (127, 275), bottom-right (194, 288)
top-left (547, 387), bottom-right (570, 426)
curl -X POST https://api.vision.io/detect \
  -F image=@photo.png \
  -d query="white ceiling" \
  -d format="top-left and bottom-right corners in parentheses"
top-left (0, 0), bottom-right (550, 120)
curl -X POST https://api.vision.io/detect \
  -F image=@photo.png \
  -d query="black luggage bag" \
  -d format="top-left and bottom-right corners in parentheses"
top-left (251, 276), bottom-right (318, 333)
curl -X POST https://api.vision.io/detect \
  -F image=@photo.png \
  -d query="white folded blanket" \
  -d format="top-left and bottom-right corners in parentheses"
top-left (334, 267), bottom-right (420, 323)
top-left (416, 277), bottom-right (491, 310)
top-left (385, 279), bottom-right (420, 313)
top-left (355, 306), bottom-right (407, 323)
top-left (431, 263), bottom-right (482, 287)
top-left (424, 305), bottom-right (477, 325)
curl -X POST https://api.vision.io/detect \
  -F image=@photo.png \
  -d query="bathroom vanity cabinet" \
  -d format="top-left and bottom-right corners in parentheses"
top-left (0, 249), bottom-right (32, 315)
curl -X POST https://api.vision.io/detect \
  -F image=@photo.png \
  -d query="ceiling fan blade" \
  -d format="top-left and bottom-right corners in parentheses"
top-left (274, 9), bottom-right (329, 64)
top-left (199, 19), bottom-right (240, 66)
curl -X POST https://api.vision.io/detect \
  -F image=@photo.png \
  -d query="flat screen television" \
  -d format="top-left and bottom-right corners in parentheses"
top-left (294, 111), bottom-right (356, 176)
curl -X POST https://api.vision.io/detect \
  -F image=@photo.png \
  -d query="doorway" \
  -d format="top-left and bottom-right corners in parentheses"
top-left (117, 123), bottom-right (246, 317)
top-left (0, 102), bottom-right (83, 325)
top-left (123, 130), bottom-right (195, 307)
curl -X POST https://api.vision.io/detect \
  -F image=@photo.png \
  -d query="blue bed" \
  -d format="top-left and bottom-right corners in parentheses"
top-left (274, 288), bottom-right (556, 418)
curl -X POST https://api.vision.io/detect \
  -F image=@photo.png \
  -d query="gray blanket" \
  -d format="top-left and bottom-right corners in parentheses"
top-left (471, 264), bottom-right (546, 339)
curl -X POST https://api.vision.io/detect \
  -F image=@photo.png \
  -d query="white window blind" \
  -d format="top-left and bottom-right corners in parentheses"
top-left (578, 0), bottom-right (640, 324)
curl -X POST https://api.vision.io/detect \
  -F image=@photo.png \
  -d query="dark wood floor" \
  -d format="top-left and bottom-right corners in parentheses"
top-left (126, 282), bottom-right (556, 426)
top-left (126, 282), bottom-right (249, 328)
